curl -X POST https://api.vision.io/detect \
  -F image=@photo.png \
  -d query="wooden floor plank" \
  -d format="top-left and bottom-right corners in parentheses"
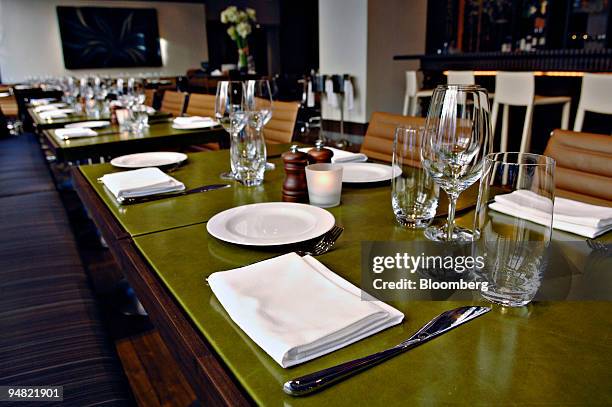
top-left (116, 336), bottom-right (162, 407)
top-left (115, 330), bottom-right (197, 407)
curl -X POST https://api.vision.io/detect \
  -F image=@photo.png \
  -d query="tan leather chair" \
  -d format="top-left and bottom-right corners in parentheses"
top-left (360, 112), bottom-right (426, 163)
top-left (144, 89), bottom-right (155, 107)
top-left (186, 93), bottom-right (216, 118)
top-left (183, 93), bottom-right (221, 151)
top-left (544, 129), bottom-right (612, 206)
top-left (160, 90), bottom-right (187, 117)
top-left (263, 100), bottom-right (300, 144)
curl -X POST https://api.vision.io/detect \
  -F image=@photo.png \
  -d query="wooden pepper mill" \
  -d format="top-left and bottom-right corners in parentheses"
top-left (307, 139), bottom-right (334, 164)
top-left (281, 145), bottom-right (309, 203)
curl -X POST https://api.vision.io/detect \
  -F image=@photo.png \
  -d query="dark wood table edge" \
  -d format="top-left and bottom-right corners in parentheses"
top-left (43, 126), bottom-right (226, 162)
top-left (71, 167), bottom-right (253, 406)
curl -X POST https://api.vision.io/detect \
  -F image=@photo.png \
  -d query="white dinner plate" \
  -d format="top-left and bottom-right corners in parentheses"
top-left (207, 202), bottom-right (335, 246)
top-left (171, 122), bottom-right (217, 130)
top-left (110, 152), bottom-right (188, 169)
top-left (65, 120), bottom-right (111, 129)
top-left (339, 162), bottom-right (401, 183)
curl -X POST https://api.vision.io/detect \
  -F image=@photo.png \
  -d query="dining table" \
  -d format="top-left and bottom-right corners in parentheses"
top-left (72, 147), bottom-right (612, 406)
top-left (41, 121), bottom-right (226, 163)
top-left (28, 106), bottom-right (172, 130)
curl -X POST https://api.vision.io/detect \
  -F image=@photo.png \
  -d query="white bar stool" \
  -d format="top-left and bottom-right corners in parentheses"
top-left (402, 71), bottom-right (433, 116)
top-left (447, 71), bottom-right (475, 85)
top-left (446, 70), bottom-right (495, 99)
top-left (491, 71), bottom-right (571, 153)
top-left (573, 73), bottom-right (612, 131)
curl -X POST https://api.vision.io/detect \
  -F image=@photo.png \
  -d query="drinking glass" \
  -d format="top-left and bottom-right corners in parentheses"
top-left (231, 126), bottom-right (267, 186)
top-left (215, 81), bottom-right (248, 180)
top-left (421, 85), bottom-right (492, 242)
top-left (130, 105), bottom-right (149, 135)
top-left (392, 127), bottom-right (439, 228)
top-left (238, 80), bottom-right (272, 186)
top-left (472, 153), bottom-right (555, 306)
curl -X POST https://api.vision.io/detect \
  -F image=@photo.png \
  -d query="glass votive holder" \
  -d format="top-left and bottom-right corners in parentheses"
top-left (305, 163), bottom-right (343, 208)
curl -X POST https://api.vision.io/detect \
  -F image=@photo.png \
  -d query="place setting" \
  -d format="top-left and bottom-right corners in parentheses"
top-left (4, 2), bottom-right (612, 405)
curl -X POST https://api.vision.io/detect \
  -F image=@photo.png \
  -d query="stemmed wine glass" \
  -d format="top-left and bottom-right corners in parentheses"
top-left (215, 81), bottom-right (248, 180)
top-left (244, 80), bottom-right (273, 130)
top-left (421, 85), bottom-right (492, 242)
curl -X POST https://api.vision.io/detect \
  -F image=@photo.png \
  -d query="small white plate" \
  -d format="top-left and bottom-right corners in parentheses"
top-left (207, 202), bottom-right (335, 246)
top-left (65, 120), bottom-right (111, 129)
top-left (339, 162), bottom-right (401, 183)
top-left (110, 152), bottom-right (188, 169)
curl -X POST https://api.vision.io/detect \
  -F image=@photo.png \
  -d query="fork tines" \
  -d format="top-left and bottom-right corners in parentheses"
top-left (298, 225), bottom-right (344, 256)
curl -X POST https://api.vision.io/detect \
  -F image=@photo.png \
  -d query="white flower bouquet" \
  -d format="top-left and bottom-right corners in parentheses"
top-left (220, 6), bottom-right (257, 70)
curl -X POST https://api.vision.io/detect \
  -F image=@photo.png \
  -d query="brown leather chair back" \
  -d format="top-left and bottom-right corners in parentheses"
top-left (186, 93), bottom-right (216, 118)
top-left (144, 89), bottom-right (155, 107)
top-left (160, 90), bottom-right (187, 117)
top-left (361, 112), bottom-right (426, 163)
top-left (264, 100), bottom-right (300, 144)
top-left (544, 129), bottom-right (612, 206)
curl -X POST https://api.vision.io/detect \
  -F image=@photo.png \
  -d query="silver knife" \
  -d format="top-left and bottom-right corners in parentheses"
top-left (283, 306), bottom-right (491, 396)
top-left (119, 183), bottom-right (231, 205)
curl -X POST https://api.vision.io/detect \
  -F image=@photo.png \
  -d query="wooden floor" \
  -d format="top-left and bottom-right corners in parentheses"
top-left (116, 331), bottom-right (198, 407)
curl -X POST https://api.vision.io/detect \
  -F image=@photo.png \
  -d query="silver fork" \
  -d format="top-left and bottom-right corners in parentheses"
top-left (296, 225), bottom-right (344, 256)
top-left (586, 238), bottom-right (608, 252)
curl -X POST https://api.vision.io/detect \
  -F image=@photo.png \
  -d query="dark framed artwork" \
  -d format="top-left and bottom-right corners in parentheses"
top-left (57, 6), bottom-right (162, 69)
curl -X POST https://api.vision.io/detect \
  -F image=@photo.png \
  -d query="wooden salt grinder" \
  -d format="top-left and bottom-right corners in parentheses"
top-left (282, 145), bottom-right (309, 203)
top-left (307, 139), bottom-right (334, 164)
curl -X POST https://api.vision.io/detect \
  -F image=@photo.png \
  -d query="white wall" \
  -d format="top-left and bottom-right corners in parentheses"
top-left (318, 0), bottom-right (368, 123)
top-left (318, 0), bottom-right (427, 124)
top-left (0, 0), bottom-right (208, 83)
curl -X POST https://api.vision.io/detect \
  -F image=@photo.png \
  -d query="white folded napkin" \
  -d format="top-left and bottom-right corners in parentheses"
top-left (30, 98), bottom-right (55, 106)
top-left (208, 253), bottom-right (404, 368)
top-left (39, 108), bottom-right (74, 119)
top-left (34, 103), bottom-right (67, 112)
top-left (55, 127), bottom-right (97, 139)
top-left (99, 167), bottom-right (185, 200)
top-left (325, 78), bottom-right (338, 108)
top-left (343, 80), bottom-right (354, 111)
top-left (306, 80), bottom-right (315, 107)
top-left (299, 146), bottom-right (368, 163)
top-left (490, 190), bottom-right (612, 238)
top-left (172, 116), bottom-right (217, 129)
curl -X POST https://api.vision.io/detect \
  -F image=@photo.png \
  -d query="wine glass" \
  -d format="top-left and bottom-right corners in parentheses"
top-left (244, 79), bottom-right (273, 131)
top-left (215, 81), bottom-right (248, 180)
top-left (421, 85), bottom-right (492, 242)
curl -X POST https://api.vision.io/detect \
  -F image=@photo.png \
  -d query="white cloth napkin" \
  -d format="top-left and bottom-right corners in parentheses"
top-left (343, 80), bottom-right (354, 111)
top-left (39, 109), bottom-right (73, 119)
top-left (298, 146), bottom-right (368, 163)
top-left (172, 116), bottom-right (217, 129)
top-left (34, 103), bottom-right (67, 112)
top-left (99, 167), bottom-right (185, 200)
top-left (325, 78), bottom-right (338, 108)
top-left (208, 253), bottom-right (404, 368)
top-left (55, 127), bottom-right (97, 139)
top-left (30, 98), bottom-right (55, 106)
top-left (307, 80), bottom-right (315, 108)
top-left (490, 190), bottom-right (612, 238)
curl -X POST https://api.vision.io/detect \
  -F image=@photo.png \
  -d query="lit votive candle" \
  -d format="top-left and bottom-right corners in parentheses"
top-left (305, 163), bottom-right (343, 208)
